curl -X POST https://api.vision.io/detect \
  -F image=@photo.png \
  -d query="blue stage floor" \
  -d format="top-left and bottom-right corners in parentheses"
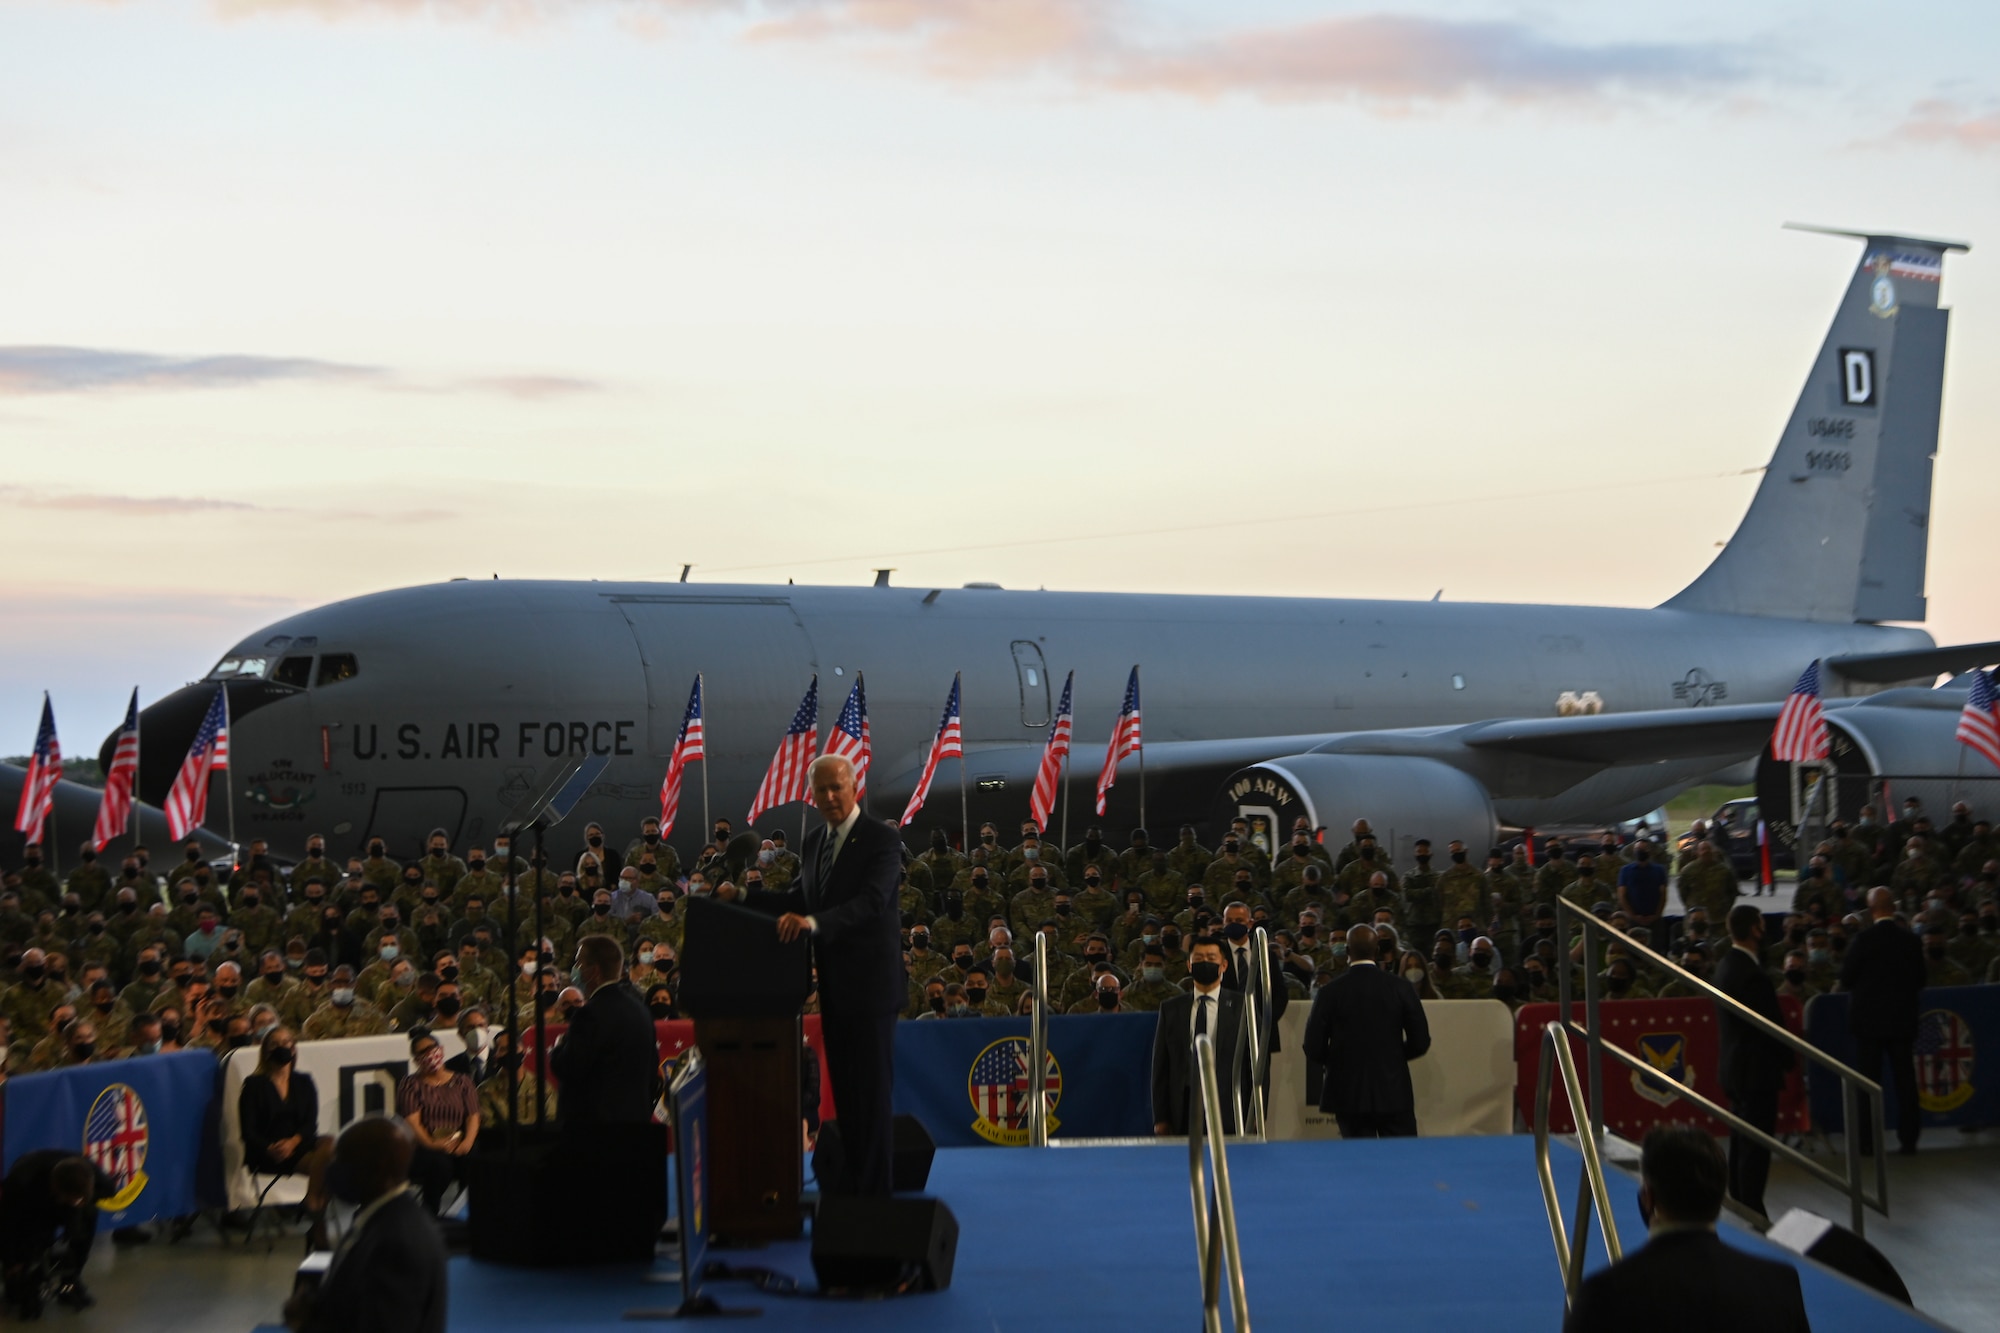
top-left (438, 1137), bottom-right (1941, 1331)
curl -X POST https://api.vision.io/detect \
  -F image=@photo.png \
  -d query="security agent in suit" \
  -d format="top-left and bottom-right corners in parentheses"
top-left (1151, 938), bottom-right (1247, 1135)
top-left (286, 1117), bottom-right (447, 1333)
top-left (1839, 885), bottom-right (1926, 1154)
top-left (747, 754), bottom-right (906, 1196)
top-left (1301, 924), bottom-right (1431, 1138)
top-left (548, 935), bottom-right (661, 1131)
top-left (1563, 1124), bottom-right (1810, 1333)
top-left (1218, 903), bottom-right (1289, 1051)
top-left (1714, 904), bottom-right (1795, 1218)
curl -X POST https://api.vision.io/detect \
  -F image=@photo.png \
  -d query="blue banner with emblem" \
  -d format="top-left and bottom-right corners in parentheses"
top-left (1, 1051), bottom-right (216, 1227)
top-left (1805, 986), bottom-right (2000, 1131)
top-left (892, 1014), bottom-right (1157, 1147)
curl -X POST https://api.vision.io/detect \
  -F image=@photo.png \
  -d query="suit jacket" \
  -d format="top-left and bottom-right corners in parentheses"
top-left (1220, 934), bottom-right (1290, 1053)
top-left (1301, 962), bottom-right (1431, 1116)
top-left (444, 1049), bottom-right (488, 1086)
top-left (1839, 918), bottom-right (1926, 1039)
top-left (1713, 946), bottom-right (1795, 1095)
top-left (1563, 1229), bottom-right (1809, 1333)
top-left (746, 814), bottom-right (906, 1016)
top-left (1151, 988), bottom-right (1246, 1135)
top-left (303, 1191), bottom-right (447, 1333)
top-left (548, 979), bottom-right (659, 1128)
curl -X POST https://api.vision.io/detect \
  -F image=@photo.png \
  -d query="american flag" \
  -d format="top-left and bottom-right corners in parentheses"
top-left (824, 676), bottom-right (871, 798)
top-left (1028, 670), bottom-right (1073, 833)
top-left (164, 689), bottom-right (229, 841)
top-left (1094, 665), bottom-right (1141, 817)
top-left (748, 677), bottom-right (818, 824)
top-left (969, 1038), bottom-right (1058, 1129)
top-left (1956, 669), bottom-right (2000, 771)
top-left (1870, 250), bottom-right (1944, 283)
top-left (658, 674), bottom-right (705, 837)
top-left (85, 1084), bottom-right (150, 1190)
top-left (1769, 660), bottom-right (1829, 762)
top-left (92, 688), bottom-right (141, 851)
top-left (899, 674), bottom-right (962, 828)
top-left (12, 693), bottom-right (62, 843)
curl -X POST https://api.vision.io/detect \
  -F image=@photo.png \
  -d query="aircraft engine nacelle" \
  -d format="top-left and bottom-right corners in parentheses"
top-left (1754, 693), bottom-right (1997, 856)
top-left (1213, 754), bottom-right (1499, 867)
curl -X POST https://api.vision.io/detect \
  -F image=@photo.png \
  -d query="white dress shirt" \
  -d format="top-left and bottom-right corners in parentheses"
top-left (805, 805), bottom-right (863, 935)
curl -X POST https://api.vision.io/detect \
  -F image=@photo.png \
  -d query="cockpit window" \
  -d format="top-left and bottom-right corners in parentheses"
top-left (271, 656), bottom-right (314, 688)
top-left (316, 653), bottom-right (359, 687)
top-left (206, 656), bottom-right (270, 681)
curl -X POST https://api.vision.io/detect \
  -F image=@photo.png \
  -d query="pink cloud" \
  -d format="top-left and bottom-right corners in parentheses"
top-left (170, 0), bottom-right (1746, 108)
top-left (1886, 99), bottom-right (2000, 153)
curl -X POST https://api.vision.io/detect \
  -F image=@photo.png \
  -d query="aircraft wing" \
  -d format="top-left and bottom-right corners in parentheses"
top-left (1824, 640), bottom-right (2000, 684)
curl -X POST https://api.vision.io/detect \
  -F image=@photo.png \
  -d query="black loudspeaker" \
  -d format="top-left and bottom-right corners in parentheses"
top-left (1766, 1208), bottom-right (1912, 1305)
top-left (811, 1195), bottom-right (958, 1293)
top-left (811, 1114), bottom-right (936, 1194)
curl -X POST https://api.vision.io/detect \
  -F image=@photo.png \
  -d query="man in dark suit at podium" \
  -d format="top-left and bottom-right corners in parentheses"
top-left (749, 754), bottom-right (905, 1195)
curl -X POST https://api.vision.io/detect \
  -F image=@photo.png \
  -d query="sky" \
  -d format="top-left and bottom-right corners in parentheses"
top-left (4, 0), bottom-right (1998, 754)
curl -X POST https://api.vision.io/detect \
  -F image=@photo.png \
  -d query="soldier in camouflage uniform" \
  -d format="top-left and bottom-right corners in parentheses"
top-left (1336, 840), bottom-right (1399, 901)
top-left (915, 829), bottom-right (968, 897)
top-left (65, 847), bottom-right (110, 913)
top-left (414, 830), bottom-right (466, 897)
top-left (959, 964), bottom-right (1009, 1016)
top-left (1890, 838), bottom-right (1947, 911)
top-left (1, 948), bottom-right (67, 1045)
top-left (1921, 925), bottom-right (1974, 986)
top-left (1269, 834), bottom-right (1334, 896)
top-left (229, 886), bottom-right (283, 954)
top-left (1277, 865), bottom-right (1336, 930)
top-left (1430, 839), bottom-right (1481, 931)
top-left (1563, 858), bottom-right (1611, 913)
top-left (1009, 872), bottom-right (1058, 938)
top-left (244, 949), bottom-right (297, 1013)
top-left (1677, 840), bottom-right (1739, 924)
top-left (1167, 826), bottom-right (1212, 882)
top-left (301, 965), bottom-right (392, 1039)
top-left (1071, 869), bottom-right (1119, 932)
top-left (1119, 942), bottom-right (1179, 1012)
top-left (1344, 871), bottom-right (1397, 925)
top-left (1397, 839), bottom-right (1441, 933)
top-left (1065, 828), bottom-right (1122, 886)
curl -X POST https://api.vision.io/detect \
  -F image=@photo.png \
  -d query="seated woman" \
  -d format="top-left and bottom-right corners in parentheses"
top-left (396, 1029), bottom-right (480, 1213)
top-left (235, 1027), bottom-right (334, 1249)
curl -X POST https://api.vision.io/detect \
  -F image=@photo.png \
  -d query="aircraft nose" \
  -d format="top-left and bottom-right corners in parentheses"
top-left (107, 680), bottom-right (298, 806)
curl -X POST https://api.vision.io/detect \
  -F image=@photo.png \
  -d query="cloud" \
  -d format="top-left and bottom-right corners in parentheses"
top-left (459, 374), bottom-right (604, 399)
top-left (1101, 15), bottom-right (1743, 105)
top-left (0, 345), bottom-right (603, 401)
top-left (0, 346), bottom-right (384, 396)
top-left (1882, 99), bottom-right (2000, 153)
top-left (0, 485), bottom-right (276, 516)
top-left (176, 0), bottom-right (1749, 109)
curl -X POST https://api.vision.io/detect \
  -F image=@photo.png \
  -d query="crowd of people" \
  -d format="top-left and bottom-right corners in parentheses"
top-left (2, 795), bottom-right (1995, 1083)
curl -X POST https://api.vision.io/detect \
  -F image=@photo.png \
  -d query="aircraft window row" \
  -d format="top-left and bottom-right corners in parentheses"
top-left (205, 653), bottom-right (359, 687)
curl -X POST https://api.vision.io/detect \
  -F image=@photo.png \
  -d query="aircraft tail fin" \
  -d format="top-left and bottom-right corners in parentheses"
top-left (1663, 225), bottom-right (1968, 623)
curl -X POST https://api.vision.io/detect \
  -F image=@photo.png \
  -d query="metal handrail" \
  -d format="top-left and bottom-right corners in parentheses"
top-left (1187, 1031), bottom-right (1252, 1333)
top-left (1236, 927), bottom-right (1273, 1140)
top-left (1552, 898), bottom-right (1888, 1233)
top-left (1533, 1021), bottom-right (1622, 1304)
top-left (1030, 930), bottom-right (1050, 1147)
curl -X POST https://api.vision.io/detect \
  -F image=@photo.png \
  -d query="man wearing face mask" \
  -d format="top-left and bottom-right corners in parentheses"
top-left (64, 845), bottom-right (109, 913)
top-left (1071, 867), bottom-right (1119, 932)
top-left (356, 839), bottom-right (401, 893)
top-left (1921, 923), bottom-right (1973, 986)
top-left (302, 965), bottom-right (390, 1041)
top-left (623, 818), bottom-right (682, 883)
top-left (1302, 924), bottom-right (1431, 1138)
top-left (1120, 943), bottom-right (1180, 1012)
top-left (1009, 869), bottom-right (1058, 939)
top-left (2, 948), bottom-right (65, 1039)
top-left (1152, 939), bottom-right (1246, 1136)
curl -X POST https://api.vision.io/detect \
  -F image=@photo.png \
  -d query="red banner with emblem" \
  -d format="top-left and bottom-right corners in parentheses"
top-left (523, 1015), bottom-right (835, 1126)
top-left (1514, 998), bottom-right (1808, 1137)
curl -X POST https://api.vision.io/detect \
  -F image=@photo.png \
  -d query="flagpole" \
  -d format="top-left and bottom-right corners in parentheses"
top-left (1135, 666), bottom-right (1145, 835)
top-left (1059, 738), bottom-right (1070, 853)
top-left (223, 687), bottom-right (238, 863)
top-left (47, 693), bottom-right (61, 878)
top-left (956, 674), bottom-right (968, 850)
top-left (129, 689), bottom-right (141, 849)
top-left (698, 673), bottom-right (710, 841)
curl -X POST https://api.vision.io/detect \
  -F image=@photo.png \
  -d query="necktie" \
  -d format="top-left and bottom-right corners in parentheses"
top-left (1236, 947), bottom-right (1248, 982)
top-left (1195, 994), bottom-right (1209, 1037)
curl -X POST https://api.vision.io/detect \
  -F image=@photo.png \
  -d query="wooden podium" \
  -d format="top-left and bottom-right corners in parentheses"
top-left (677, 896), bottom-right (814, 1241)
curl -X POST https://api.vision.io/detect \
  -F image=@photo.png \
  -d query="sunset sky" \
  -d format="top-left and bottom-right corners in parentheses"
top-left (5, 0), bottom-right (1997, 752)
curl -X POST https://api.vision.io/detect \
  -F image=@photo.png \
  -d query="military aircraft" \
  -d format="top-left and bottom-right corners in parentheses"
top-left (113, 227), bottom-right (1999, 866)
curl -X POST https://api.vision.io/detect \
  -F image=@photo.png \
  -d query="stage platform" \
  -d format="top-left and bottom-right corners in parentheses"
top-left (413, 1136), bottom-right (1942, 1331)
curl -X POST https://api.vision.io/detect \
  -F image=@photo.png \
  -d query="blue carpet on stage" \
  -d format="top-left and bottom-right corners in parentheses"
top-left (428, 1137), bottom-right (1935, 1331)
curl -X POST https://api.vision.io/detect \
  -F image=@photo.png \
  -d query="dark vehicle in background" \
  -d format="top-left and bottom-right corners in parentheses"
top-left (1676, 797), bottom-right (1795, 880)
